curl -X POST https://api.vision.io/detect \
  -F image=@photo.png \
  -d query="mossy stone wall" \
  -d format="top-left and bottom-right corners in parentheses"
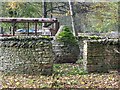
top-left (0, 36), bottom-right (54, 75)
top-left (78, 35), bottom-right (102, 59)
top-left (53, 26), bottom-right (80, 63)
top-left (83, 39), bottom-right (120, 73)
top-left (52, 41), bottom-right (80, 63)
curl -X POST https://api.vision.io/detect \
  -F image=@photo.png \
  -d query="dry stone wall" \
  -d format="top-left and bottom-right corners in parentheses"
top-left (83, 39), bottom-right (120, 73)
top-left (0, 36), bottom-right (54, 75)
top-left (0, 35), bottom-right (119, 75)
top-left (52, 41), bottom-right (80, 63)
top-left (78, 35), bottom-right (102, 59)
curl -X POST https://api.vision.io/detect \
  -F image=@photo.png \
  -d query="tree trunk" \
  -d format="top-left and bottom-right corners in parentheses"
top-left (42, 0), bottom-right (47, 27)
top-left (68, 0), bottom-right (77, 36)
top-left (50, 2), bottom-right (53, 18)
top-left (42, 1), bottom-right (47, 18)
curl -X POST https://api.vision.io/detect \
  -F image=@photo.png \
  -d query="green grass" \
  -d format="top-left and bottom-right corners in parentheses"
top-left (53, 64), bottom-right (88, 76)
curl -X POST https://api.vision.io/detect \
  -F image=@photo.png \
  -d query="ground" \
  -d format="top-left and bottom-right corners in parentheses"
top-left (1, 64), bottom-right (120, 89)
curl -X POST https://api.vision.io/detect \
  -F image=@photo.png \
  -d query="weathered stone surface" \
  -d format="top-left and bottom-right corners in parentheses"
top-left (83, 39), bottom-right (120, 73)
top-left (53, 26), bottom-right (80, 63)
top-left (0, 36), bottom-right (54, 75)
top-left (52, 41), bottom-right (80, 63)
top-left (78, 34), bottom-right (119, 59)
